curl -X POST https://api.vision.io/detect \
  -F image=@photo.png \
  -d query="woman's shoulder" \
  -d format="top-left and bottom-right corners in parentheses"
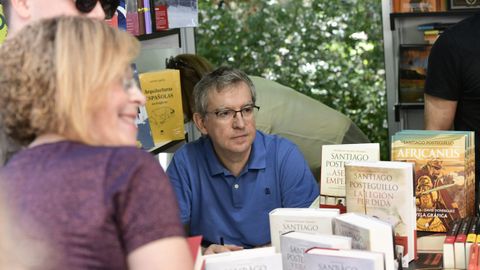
top-left (14, 141), bottom-right (156, 169)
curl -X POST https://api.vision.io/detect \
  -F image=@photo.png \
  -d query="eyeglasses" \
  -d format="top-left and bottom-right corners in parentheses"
top-left (122, 77), bottom-right (138, 93)
top-left (75, 0), bottom-right (119, 19)
top-left (206, 105), bottom-right (260, 121)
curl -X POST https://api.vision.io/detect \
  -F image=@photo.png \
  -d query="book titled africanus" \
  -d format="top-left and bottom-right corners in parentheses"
top-left (391, 130), bottom-right (474, 233)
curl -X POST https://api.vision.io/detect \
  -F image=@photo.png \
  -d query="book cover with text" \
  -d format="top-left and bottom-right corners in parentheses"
top-left (138, 69), bottom-right (185, 144)
top-left (345, 161), bottom-right (416, 267)
top-left (391, 131), bottom-right (473, 233)
top-left (320, 143), bottom-right (380, 206)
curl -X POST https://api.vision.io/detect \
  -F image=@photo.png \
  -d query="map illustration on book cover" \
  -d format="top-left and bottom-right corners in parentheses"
top-left (391, 131), bottom-right (474, 233)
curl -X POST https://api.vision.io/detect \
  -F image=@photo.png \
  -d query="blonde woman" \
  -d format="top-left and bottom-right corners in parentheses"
top-left (0, 17), bottom-right (192, 269)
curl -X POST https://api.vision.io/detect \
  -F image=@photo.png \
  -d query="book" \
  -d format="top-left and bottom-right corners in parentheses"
top-left (187, 236), bottom-right (205, 270)
top-left (333, 212), bottom-right (397, 270)
top-left (280, 231), bottom-right (351, 270)
top-left (320, 143), bottom-right (380, 206)
top-left (304, 247), bottom-right (384, 270)
top-left (143, 0), bottom-right (153, 34)
top-left (136, 0), bottom-right (146, 35)
top-left (469, 243), bottom-right (479, 270)
top-left (466, 217), bottom-right (479, 266)
top-left (202, 247), bottom-right (282, 270)
top-left (138, 69), bottom-right (185, 144)
top-left (344, 160), bottom-right (416, 267)
top-left (398, 45), bottom-right (431, 103)
top-left (409, 252), bottom-right (443, 269)
top-left (153, 0), bottom-right (169, 30)
top-left (269, 208), bottom-right (340, 252)
top-left (391, 130), bottom-right (474, 232)
top-left (417, 22), bottom-right (454, 31)
top-left (132, 64), bottom-right (155, 150)
top-left (393, 0), bottom-right (438, 12)
top-left (443, 219), bottom-right (462, 269)
top-left (125, 0), bottom-right (140, 36)
top-left (455, 217), bottom-right (472, 269)
top-left (417, 231), bottom-right (445, 253)
top-left (135, 105), bottom-right (155, 150)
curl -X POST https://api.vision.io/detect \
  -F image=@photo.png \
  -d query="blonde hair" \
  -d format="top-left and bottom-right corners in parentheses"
top-left (0, 16), bottom-right (140, 145)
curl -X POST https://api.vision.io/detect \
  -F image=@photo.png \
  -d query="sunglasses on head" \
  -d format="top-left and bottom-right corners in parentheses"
top-left (75, 0), bottom-right (120, 19)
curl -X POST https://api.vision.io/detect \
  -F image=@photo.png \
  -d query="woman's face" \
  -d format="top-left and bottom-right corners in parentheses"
top-left (90, 72), bottom-right (146, 146)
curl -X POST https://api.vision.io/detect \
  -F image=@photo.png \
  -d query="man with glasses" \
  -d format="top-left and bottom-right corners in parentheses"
top-left (167, 67), bottom-right (319, 254)
top-left (0, 0), bottom-right (119, 164)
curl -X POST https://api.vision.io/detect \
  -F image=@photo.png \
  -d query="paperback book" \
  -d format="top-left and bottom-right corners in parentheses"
top-left (304, 247), bottom-right (384, 270)
top-left (320, 143), bottom-right (380, 206)
top-left (391, 130), bottom-right (475, 233)
top-left (344, 161), bottom-right (416, 267)
top-left (280, 231), bottom-right (351, 270)
top-left (203, 247), bottom-right (281, 270)
top-left (138, 69), bottom-right (185, 144)
top-left (333, 212), bottom-right (398, 270)
top-left (269, 208), bottom-right (340, 252)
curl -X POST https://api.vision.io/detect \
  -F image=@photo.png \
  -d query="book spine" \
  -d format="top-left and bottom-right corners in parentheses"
top-left (144, 0), bottom-right (153, 34)
top-left (136, 0), bottom-right (146, 35)
top-left (466, 217), bottom-right (479, 266)
top-left (468, 243), bottom-right (479, 270)
top-left (444, 219), bottom-right (462, 268)
top-left (153, 2), bottom-right (169, 30)
top-left (455, 217), bottom-right (472, 269)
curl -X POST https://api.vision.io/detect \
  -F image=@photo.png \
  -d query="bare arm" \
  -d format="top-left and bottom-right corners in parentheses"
top-left (128, 236), bottom-right (193, 270)
top-left (424, 94), bottom-right (457, 130)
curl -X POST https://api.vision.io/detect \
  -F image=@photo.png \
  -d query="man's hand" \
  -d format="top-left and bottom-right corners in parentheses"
top-left (204, 244), bottom-right (243, 255)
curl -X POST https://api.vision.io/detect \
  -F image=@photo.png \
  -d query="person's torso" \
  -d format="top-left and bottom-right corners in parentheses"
top-left (181, 131), bottom-right (295, 247)
top-left (1, 141), bottom-right (144, 269)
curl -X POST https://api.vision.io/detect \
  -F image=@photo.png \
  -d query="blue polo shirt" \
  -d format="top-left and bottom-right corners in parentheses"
top-left (166, 130), bottom-right (319, 248)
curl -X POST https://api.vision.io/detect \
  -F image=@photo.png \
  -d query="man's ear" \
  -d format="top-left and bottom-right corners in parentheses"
top-left (10, 0), bottom-right (31, 19)
top-left (193, 112), bottom-right (208, 135)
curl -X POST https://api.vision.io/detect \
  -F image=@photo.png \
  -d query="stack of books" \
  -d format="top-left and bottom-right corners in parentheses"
top-left (391, 130), bottom-right (475, 233)
top-left (443, 217), bottom-right (480, 269)
top-left (417, 22), bottom-right (454, 44)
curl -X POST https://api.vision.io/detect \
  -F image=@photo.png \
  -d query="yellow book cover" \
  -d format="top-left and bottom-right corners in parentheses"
top-left (138, 69), bottom-right (185, 144)
top-left (391, 131), bottom-right (472, 233)
top-left (0, 4), bottom-right (7, 44)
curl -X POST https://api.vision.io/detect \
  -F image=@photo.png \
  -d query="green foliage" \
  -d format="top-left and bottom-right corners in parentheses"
top-left (196, 0), bottom-right (388, 159)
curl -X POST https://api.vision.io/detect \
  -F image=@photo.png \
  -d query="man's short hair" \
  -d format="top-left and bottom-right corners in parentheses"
top-left (193, 67), bottom-right (256, 116)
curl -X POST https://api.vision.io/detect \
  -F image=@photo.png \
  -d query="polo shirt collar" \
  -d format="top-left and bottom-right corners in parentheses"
top-left (203, 131), bottom-right (267, 176)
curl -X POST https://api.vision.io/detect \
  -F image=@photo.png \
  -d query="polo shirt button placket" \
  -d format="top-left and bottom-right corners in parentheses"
top-left (234, 184), bottom-right (239, 189)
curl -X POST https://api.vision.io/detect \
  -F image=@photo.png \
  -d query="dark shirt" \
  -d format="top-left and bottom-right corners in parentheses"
top-left (425, 13), bottom-right (480, 195)
top-left (1, 141), bottom-right (183, 269)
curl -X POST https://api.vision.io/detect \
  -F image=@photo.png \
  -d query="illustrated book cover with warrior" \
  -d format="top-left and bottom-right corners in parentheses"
top-left (391, 130), bottom-right (474, 233)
